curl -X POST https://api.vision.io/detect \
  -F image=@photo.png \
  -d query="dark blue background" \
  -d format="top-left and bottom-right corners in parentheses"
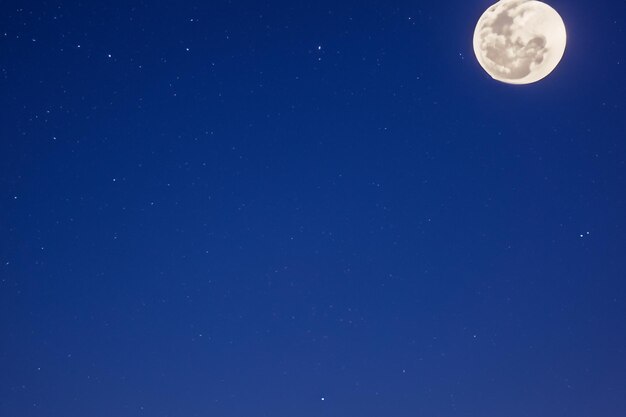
top-left (2, 1), bottom-right (625, 416)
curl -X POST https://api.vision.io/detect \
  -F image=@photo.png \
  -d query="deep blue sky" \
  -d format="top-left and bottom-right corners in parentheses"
top-left (1, 1), bottom-right (626, 416)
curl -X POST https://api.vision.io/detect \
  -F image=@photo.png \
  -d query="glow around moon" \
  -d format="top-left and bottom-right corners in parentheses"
top-left (473, 0), bottom-right (567, 84)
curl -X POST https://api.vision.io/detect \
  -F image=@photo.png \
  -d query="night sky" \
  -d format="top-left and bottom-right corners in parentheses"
top-left (2, 1), bottom-right (626, 416)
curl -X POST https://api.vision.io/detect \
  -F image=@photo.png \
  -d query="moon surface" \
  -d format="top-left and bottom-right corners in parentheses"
top-left (473, 0), bottom-right (567, 84)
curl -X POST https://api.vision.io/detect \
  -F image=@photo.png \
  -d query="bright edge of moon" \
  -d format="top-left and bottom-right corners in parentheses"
top-left (473, 0), bottom-right (567, 85)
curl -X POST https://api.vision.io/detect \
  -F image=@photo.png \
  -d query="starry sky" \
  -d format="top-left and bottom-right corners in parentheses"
top-left (1, 1), bottom-right (626, 416)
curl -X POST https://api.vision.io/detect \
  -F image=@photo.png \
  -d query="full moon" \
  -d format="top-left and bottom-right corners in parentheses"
top-left (473, 0), bottom-right (567, 84)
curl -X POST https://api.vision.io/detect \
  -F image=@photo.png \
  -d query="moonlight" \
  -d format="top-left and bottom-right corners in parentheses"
top-left (473, 0), bottom-right (567, 84)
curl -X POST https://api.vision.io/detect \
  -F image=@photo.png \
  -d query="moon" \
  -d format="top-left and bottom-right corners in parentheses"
top-left (473, 0), bottom-right (567, 84)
